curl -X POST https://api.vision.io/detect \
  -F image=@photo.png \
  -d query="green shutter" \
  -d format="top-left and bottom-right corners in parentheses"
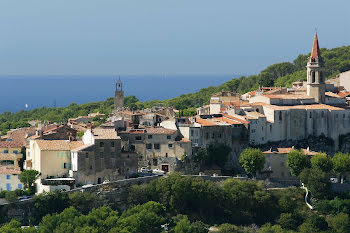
top-left (57, 152), bottom-right (59, 157)
top-left (61, 152), bottom-right (64, 157)
top-left (66, 152), bottom-right (69, 158)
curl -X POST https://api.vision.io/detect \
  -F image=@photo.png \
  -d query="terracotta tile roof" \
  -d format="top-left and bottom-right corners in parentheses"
top-left (217, 117), bottom-right (243, 125)
top-left (0, 141), bottom-right (24, 148)
top-left (325, 92), bottom-right (342, 98)
top-left (4, 127), bottom-right (37, 144)
top-left (263, 94), bottom-right (314, 100)
top-left (263, 147), bottom-right (317, 156)
top-left (221, 114), bottom-right (250, 124)
top-left (195, 117), bottom-right (217, 126)
top-left (92, 128), bottom-right (120, 140)
top-left (338, 92), bottom-right (350, 98)
top-left (0, 166), bottom-right (21, 175)
top-left (145, 127), bottom-right (177, 135)
top-left (263, 103), bottom-right (345, 111)
top-left (35, 140), bottom-right (84, 151)
top-left (71, 144), bottom-right (94, 152)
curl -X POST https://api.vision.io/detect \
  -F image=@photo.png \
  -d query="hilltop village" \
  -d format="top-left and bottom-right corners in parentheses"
top-left (2, 33), bottom-right (350, 193)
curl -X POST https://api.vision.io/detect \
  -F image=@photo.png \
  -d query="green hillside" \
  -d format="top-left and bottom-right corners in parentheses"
top-left (1, 45), bottom-right (350, 134)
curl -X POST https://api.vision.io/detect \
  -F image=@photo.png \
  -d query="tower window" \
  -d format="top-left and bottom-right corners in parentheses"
top-left (312, 71), bottom-right (316, 83)
top-left (279, 111), bottom-right (282, 121)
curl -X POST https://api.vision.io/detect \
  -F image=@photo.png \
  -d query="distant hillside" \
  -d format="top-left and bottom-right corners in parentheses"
top-left (1, 45), bottom-right (350, 134)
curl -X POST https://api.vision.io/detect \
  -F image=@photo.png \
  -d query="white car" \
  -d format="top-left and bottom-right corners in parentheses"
top-left (140, 167), bottom-right (152, 173)
top-left (152, 168), bottom-right (165, 175)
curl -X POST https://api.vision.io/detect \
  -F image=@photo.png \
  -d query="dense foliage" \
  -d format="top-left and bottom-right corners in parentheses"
top-left (3, 174), bottom-right (350, 232)
top-left (1, 45), bottom-right (350, 134)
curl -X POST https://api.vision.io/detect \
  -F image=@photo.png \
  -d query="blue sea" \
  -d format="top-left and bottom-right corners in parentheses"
top-left (0, 74), bottom-right (243, 113)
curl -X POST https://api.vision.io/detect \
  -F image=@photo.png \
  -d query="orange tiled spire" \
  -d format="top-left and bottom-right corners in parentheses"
top-left (311, 32), bottom-right (320, 58)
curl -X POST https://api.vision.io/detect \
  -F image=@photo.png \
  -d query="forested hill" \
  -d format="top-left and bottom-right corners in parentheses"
top-left (1, 45), bottom-right (350, 134)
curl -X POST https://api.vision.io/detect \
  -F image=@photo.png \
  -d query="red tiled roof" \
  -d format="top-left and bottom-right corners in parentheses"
top-left (0, 166), bottom-right (21, 175)
top-left (0, 141), bottom-right (24, 148)
top-left (263, 147), bottom-right (317, 156)
top-left (311, 32), bottom-right (320, 59)
top-left (221, 114), bottom-right (250, 124)
top-left (35, 140), bottom-right (84, 151)
top-left (145, 128), bottom-right (177, 135)
top-left (195, 117), bottom-right (217, 126)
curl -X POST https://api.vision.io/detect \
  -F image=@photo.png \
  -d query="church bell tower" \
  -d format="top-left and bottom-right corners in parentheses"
top-left (114, 76), bottom-right (124, 111)
top-left (306, 32), bottom-right (326, 103)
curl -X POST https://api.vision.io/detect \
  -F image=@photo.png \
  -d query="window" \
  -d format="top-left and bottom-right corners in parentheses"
top-left (100, 152), bottom-right (104, 158)
top-left (251, 129), bottom-right (256, 133)
top-left (6, 184), bottom-right (11, 191)
top-left (321, 111), bottom-right (324, 118)
top-left (270, 125), bottom-right (272, 132)
top-left (130, 145), bottom-right (136, 151)
top-left (206, 132), bottom-right (209, 139)
top-left (85, 152), bottom-right (89, 159)
top-left (166, 153), bottom-right (168, 157)
top-left (312, 71), bottom-right (315, 83)
top-left (111, 142), bottom-right (115, 147)
top-left (212, 133), bottom-right (215, 139)
top-left (279, 112), bottom-right (282, 121)
top-left (18, 184), bottom-right (23, 190)
top-left (280, 162), bottom-right (284, 167)
top-left (90, 165), bottom-right (93, 170)
top-left (100, 142), bottom-right (104, 147)
top-left (4, 150), bottom-right (8, 154)
top-left (13, 150), bottom-right (18, 154)
top-left (146, 143), bottom-right (152, 149)
top-left (154, 144), bottom-right (160, 149)
top-left (167, 135), bottom-right (171, 139)
top-left (190, 130), bottom-right (194, 137)
top-left (219, 133), bottom-right (222, 138)
top-left (135, 136), bottom-right (142, 141)
top-left (309, 112), bottom-right (312, 118)
top-left (61, 152), bottom-right (64, 157)
top-left (344, 114), bottom-right (346, 119)
top-left (266, 162), bottom-right (270, 167)
top-left (66, 151), bottom-right (69, 158)
top-left (153, 159), bottom-right (158, 166)
top-left (168, 144), bottom-right (173, 148)
top-left (57, 152), bottom-right (60, 157)
top-left (18, 175), bottom-right (21, 179)
top-left (63, 163), bottom-right (68, 169)
top-left (148, 135), bottom-right (153, 139)
top-left (6, 175), bottom-right (10, 180)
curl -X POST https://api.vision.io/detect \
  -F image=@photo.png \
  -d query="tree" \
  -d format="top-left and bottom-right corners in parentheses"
top-left (239, 148), bottom-right (265, 177)
top-left (298, 214), bottom-right (328, 233)
top-left (286, 150), bottom-right (310, 177)
top-left (328, 213), bottom-right (350, 233)
top-left (299, 168), bottom-right (330, 199)
top-left (20, 169), bottom-right (41, 192)
top-left (333, 152), bottom-right (350, 183)
top-left (5, 191), bottom-right (17, 204)
top-left (218, 223), bottom-right (240, 233)
top-left (277, 213), bottom-right (300, 230)
top-left (311, 153), bottom-right (333, 173)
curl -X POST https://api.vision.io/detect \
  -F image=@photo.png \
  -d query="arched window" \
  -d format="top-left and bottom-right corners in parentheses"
top-left (312, 71), bottom-right (316, 83)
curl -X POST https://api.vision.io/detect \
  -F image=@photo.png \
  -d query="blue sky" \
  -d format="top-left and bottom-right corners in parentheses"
top-left (0, 0), bottom-right (349, 75)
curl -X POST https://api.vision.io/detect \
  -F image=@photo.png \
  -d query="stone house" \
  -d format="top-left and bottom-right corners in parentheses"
top-left (0, 151), bottom-right (23, 191)
top-left (260, 147), bottom-right (317, 184)
top-left (118, 127), bottom-right (191, 173)
top-left (71, 128), bottom-right (138, 185)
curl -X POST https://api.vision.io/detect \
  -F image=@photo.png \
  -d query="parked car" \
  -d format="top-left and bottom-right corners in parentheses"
top-left (329, 177), bottom-right (339, 183)
top-left (18, 196), bottom-right (32, 201)
top-left (152, 168), bottom-right (165, 175)
top-left (140, 167), bottom-right (152, 173)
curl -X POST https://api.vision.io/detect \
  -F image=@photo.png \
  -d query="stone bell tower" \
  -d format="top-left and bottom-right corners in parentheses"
top-left (114, 77), bottom-right (124, 111)
top-left (306, 32), bottom-right (326, 103)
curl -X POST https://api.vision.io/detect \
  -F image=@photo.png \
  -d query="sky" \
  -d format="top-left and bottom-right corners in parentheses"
top-left (0, 0), bottom-right (349, 75)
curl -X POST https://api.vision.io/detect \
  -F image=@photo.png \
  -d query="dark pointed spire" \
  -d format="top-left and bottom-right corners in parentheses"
top-left (311, 32), bottom-right (320, 59)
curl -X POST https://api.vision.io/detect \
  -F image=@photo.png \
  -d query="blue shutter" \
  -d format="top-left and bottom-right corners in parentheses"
top-left (6, 184), bottom-right (11, 191)
top-left (18, 184), bottom-right (23, 190)
top-left (6, 175), bottom-right (10, 180)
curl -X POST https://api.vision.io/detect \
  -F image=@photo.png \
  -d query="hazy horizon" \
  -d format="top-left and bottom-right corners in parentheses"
top-left (0, 0), bottom-right (349, 76)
